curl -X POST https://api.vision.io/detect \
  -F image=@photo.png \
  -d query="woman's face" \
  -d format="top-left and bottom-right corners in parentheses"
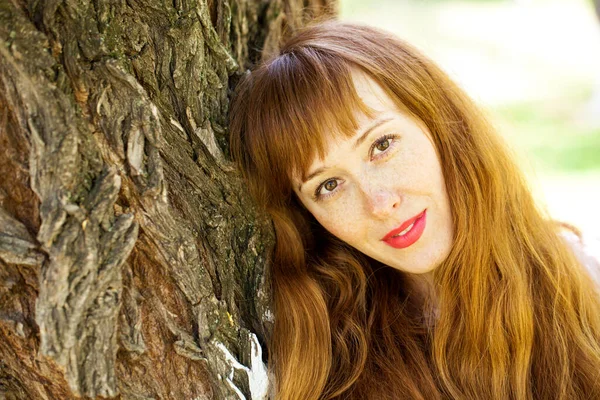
top-left (293, 70), bottom-right (454, 275)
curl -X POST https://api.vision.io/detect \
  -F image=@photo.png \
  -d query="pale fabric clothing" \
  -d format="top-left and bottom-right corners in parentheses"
top-left (562, 230), bottom-right (600, 286)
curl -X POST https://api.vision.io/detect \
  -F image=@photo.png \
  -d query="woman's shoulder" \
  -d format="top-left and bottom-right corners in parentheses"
top-left (561, 230), bottom-right (600, 285)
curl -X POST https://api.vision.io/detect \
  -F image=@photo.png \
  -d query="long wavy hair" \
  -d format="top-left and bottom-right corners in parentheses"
top-left (229, 21), bottom-right (600, 399)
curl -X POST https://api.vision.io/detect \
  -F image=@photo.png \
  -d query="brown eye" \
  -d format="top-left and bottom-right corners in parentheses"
top-left (375, 139), bottom-right (390, 152)
top-left (370, 134), bottom-right (398, 158)
top-left (324, 180), bottom-right (337, 191)
top-left (314, 178), bottom-right (341, 201)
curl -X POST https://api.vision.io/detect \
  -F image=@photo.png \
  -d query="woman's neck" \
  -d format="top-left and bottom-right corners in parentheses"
top-left (404, 271), bottom-right (439, 327)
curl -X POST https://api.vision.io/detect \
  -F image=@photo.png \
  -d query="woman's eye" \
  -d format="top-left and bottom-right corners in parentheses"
top-left (375, 139), bottom-right (390, 152)
top-left (314, 178), bottom-right (340, 201)
top-left (370, 134), bottom-right (397, 158)
top-left (324, 180), bottom-right (337, 192)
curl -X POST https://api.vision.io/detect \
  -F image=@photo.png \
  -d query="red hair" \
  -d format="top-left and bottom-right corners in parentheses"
top-left (229, 21), bottom-right (600, 399)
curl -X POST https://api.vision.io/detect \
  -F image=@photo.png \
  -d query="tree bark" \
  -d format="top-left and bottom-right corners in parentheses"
top-left (0, 1), bottom-right (336, 399)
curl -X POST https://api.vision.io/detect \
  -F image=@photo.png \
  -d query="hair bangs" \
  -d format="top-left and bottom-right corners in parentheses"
top-left (248, 47), bottom-right (376, 198)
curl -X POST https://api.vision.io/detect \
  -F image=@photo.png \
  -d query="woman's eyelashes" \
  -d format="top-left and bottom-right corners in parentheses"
top-left (312, 133), bottom-right (400, 202)
top-left (313, 177), bottom-right (342, 201)
top-left (369, 134), bottom-right (398, 159)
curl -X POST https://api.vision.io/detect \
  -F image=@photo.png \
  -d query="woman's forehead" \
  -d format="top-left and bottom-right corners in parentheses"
top-left (350, 69), bottom-right (398, 113)
top-left (273, 66), bottom-right (405, 190)
top-left (295, 72), bottom-right (398, 168)
top-left (291, 77), bottom-right (432, 193)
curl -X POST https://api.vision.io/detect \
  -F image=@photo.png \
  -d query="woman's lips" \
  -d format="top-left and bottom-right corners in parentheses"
top-left (382, 210), bottom-right (427, 249)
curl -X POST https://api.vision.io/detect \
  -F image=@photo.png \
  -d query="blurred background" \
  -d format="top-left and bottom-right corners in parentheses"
top-left (339, 0), bottom-right (600, 240)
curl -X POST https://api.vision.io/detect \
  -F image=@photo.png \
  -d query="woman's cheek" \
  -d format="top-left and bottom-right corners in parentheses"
top-left (316, 200), bottom-right (360, 241)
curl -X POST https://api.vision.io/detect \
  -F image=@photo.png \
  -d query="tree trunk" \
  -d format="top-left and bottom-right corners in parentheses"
top-left (0, 1), bottom-right (336, 399)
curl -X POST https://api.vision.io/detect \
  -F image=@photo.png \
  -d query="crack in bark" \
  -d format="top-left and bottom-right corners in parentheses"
top-left (0, 208), bottom-right (45, 266)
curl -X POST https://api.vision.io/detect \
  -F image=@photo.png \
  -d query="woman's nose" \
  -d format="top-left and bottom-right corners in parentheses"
top-left (362, 185), bottom-right (402, 218)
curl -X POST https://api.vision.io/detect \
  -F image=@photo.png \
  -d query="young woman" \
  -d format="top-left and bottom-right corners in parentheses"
top-left (228, 21), bottom-right (600, 400)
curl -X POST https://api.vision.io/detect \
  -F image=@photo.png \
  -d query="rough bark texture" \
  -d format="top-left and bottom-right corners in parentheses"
top-left (0, 1), bottom-right (336, 399)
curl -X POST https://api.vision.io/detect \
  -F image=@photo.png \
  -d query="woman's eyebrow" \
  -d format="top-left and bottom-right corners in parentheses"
top-left (298, 166), bottom-right (327, 192)
top-left (352, 116), bottom-right (394, 150)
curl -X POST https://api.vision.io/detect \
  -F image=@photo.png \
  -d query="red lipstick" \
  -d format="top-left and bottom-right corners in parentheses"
top-left (382, 210), bottom-right (427, 249)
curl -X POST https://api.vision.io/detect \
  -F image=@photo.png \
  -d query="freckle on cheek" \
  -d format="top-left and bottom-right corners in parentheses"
top-left (319, 212), bottom-right (345, 238)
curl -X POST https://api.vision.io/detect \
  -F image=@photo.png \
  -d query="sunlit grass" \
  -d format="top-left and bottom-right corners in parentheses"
top-left (499, 100), bottom-right (600, 174)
